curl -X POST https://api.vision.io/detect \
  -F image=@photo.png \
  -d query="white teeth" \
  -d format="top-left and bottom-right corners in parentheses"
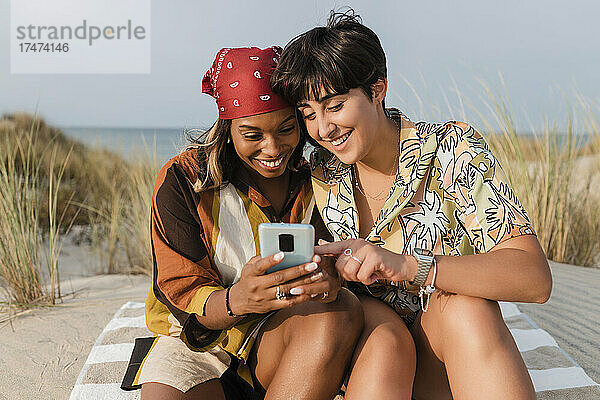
top-left (258, 158), bottom-right (283, 168)
top-left (332, 132), bottom-right (351, 146)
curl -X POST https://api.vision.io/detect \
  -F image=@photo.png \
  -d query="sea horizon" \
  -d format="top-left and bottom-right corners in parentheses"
top-left (60, 125), bottom-right (203, 162)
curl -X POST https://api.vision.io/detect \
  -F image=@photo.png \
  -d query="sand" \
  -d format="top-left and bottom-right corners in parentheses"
top-left (518, 261), bottom-right (600, 384)
top-left (0, 241), bottom-right (598, 400)
top-left (0, 274), bottom-right (149, 400)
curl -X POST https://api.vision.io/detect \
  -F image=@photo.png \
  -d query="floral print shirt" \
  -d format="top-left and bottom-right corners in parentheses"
top-left (309, 109), bottom-right (536, 325)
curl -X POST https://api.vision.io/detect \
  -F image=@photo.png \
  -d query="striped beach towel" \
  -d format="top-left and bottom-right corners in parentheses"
top-left (69, 302), bottom-right (148, 400)
top-left (69, 301), bottom-right (600, 399)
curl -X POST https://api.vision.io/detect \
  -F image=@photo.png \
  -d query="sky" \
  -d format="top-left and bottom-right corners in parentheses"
top-left (1, 0), bottom-right (599, 131)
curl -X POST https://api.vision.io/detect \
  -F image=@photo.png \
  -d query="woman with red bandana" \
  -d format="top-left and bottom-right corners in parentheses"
top-left (272, 11), bottom-right (552, 400)
top-left (121, 47), bottom-right (362, 400)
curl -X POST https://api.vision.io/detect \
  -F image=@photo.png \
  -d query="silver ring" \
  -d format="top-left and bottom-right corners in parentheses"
top-left (343, 248), bottom-right (363, 264)
top-left (321, 291), bottom-right (329, 299)
top-left (276, 286), bottom-right (287, 300)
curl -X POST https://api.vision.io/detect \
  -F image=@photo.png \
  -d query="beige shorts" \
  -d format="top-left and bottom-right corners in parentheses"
top-left (133, 335), bottom-right (232, 393)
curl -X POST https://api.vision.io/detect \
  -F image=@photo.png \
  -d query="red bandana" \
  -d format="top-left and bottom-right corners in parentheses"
top-left (202, 46), bottom-right (290, 119)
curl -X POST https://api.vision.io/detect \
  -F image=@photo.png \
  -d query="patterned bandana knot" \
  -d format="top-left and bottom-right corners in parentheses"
top-left (201, 46), bottom-right (289, 119)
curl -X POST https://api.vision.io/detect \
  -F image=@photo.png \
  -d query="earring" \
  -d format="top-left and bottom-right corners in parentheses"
top-left (227, 137), bottom-right (231, 143)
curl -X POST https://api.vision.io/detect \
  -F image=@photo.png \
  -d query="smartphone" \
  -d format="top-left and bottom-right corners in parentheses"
top-left (258, 223), bottom-right (314, 274)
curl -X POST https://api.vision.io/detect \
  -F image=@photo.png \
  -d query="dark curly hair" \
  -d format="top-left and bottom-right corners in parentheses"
top-left (271, 8), bottom-right (387, 106)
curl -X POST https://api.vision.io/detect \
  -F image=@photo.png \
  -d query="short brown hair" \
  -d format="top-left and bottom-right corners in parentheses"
top-left (271, 9), bottom-right (387, 105)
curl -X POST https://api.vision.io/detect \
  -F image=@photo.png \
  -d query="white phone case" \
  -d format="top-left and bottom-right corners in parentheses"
top-left (258, 223), bottom-right (314, 274)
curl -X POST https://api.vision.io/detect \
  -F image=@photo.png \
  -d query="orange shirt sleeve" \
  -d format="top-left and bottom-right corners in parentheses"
top-left (150, 160), bottom-right (226, 350)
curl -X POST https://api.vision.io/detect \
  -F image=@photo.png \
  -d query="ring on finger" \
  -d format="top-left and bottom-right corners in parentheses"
top-left (275, 286), bottom-right (287, 300)
top-left (343, 248), bottom-right (363, 264)
top-left (321, 291), bottom-right (329, 299)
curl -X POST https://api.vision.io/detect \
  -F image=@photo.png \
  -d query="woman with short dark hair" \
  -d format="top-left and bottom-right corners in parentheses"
top-left (272, 11), bottom-right (551, 399)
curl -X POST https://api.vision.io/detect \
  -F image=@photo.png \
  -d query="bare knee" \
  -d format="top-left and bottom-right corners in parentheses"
top-left (141, 380), bottom-right (226, 400)
top-left (283, 288), bottom-right (363, 357)
top-left (332, 287), bottom-right (364, 337)
top-left (346, 297), bottom-right (415, 398)
top-left (430, 294), bottom-right (512, 358)
top-left (361, 321), bottom-right (416, 371)
top-left (141, 382), bottom-right (182, 400)
top-left (354, 296), bottom-right (416, 374)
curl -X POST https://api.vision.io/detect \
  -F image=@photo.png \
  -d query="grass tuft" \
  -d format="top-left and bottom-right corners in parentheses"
top-left (477, 84), bottom-right (600, 267)
top-left (0, 113), bottom-right (160, 307)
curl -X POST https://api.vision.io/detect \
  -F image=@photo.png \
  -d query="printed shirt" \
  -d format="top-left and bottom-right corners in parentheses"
top-left (310, 109), bottom-right (536, 326)
top-left (146, 147), bottom-right (323, 366)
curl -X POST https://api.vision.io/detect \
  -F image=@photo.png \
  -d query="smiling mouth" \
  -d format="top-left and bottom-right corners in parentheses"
top-left (256, 157), bottom-right (284, 169)
top-left (331, 131), bottom-right (352, 147)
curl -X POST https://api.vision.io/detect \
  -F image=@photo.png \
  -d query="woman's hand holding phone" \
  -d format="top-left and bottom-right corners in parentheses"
top-left (288, 255), bottom-right (342, 303)
top-left (228, 251), bottom-right (341, 315)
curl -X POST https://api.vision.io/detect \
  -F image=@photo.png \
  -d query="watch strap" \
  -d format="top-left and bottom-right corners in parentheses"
top-left (411, 248), bottom-right (434, 287)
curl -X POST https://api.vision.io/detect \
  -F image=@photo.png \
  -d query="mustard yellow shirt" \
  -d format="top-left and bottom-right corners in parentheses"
top-left (310, 109), bottom-right (536, 325)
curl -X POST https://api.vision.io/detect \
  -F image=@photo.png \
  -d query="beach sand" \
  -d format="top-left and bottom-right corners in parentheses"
top-left (518, 261), bottom-right (600, 384)
top-left (0, 274), bottom-right (149, 400)
top-left (0, 246), bottom-right (598, 399)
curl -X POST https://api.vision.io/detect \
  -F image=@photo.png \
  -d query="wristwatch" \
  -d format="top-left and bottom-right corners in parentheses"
top-left (410, 248), bottom-right (435, 287)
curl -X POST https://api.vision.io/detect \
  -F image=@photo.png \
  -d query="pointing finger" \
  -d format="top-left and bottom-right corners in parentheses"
top-left (314, 240), bottom-right (352, 256)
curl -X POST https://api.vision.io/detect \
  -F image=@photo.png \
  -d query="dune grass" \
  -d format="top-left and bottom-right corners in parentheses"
top-left (0, 116), bottom-right (71, 305)
top-left (83, 147), bottom-right (158, 275)
top-left (0, 113), bottom-right (159, 306)
top-left (0, 113), bottom-right (128, 229)
top-left (478, 85), bottom-right (600, 267)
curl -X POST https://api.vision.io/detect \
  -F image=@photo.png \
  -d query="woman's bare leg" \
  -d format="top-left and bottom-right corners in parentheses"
top-left (141, 379), bottom-right (226, 400)
top-left (412, 292), bottom-right (535, 400)
top-left (249, 288), bottom-right (363, 400)
top-left (344, 295), bottom-right (416, 400)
